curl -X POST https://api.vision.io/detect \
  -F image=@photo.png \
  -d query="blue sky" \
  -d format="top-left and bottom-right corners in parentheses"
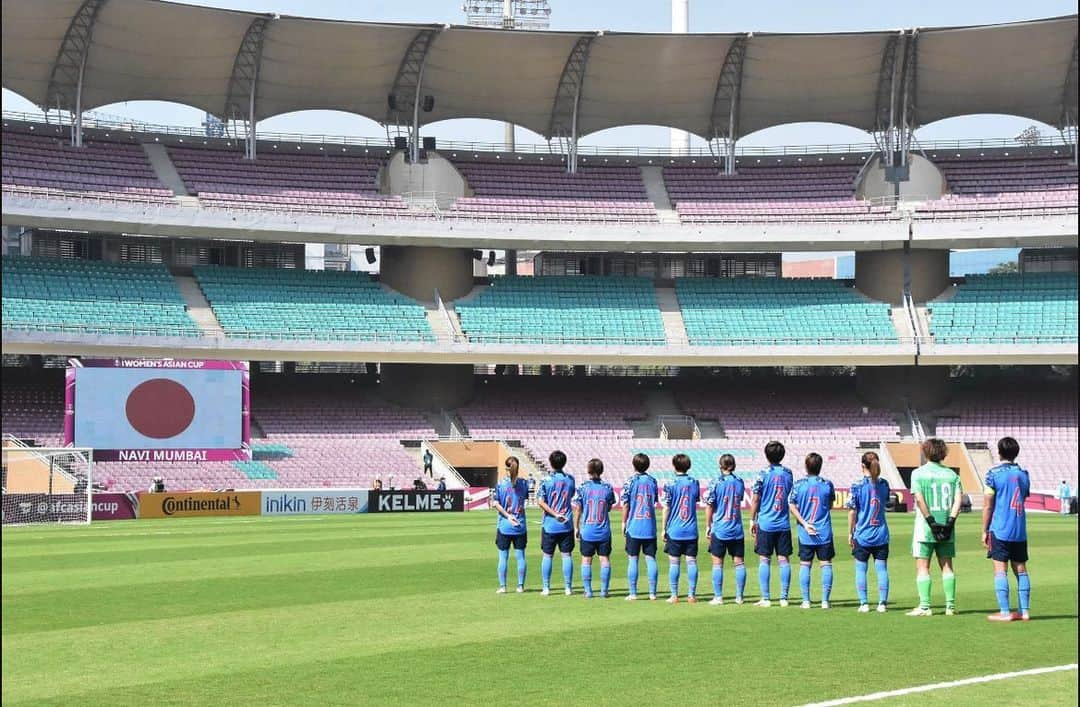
top-left (2, 0), bottom-right (1075, 148)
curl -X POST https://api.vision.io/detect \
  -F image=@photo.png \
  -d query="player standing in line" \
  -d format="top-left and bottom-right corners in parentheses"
top-left (661, 453), bottom-right (701, 604)
top-left (536, 450), bottom-right (576, 596)
top-left (846, 451), bottom-right (891, 613)
top-left (789, 453), bottom-right (836, 609)
top-left (907, 438), bottom-right (962, 617)
top-left (574, 458), bottom-right (617, 598)
top-left (493, 456), bottom-right (530, 594)
top-left (704, 454), bottom-right (747, 605)
top-left (749, 441), bottom-right (795, 607)
top-left (982, 436), bottom-right (1032, 622)
top-left (621, 453), bottom-right (660, 601)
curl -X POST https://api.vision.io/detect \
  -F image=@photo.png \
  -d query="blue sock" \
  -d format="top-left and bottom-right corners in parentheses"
top-left (669, 562), bottom-right (681, 596)
top-left (994, 571), bottom-right (1010, 614)
top-left (627, 556), bottom-right (640, 596)
top-left (1017, 572), bottom-right (1031, 614)
top-left (821, 564), bottom-right (833, 603)
top-left (735, 563), bottom-right (747, 600)
top-left (497, 549), bottom-right (509, 588)
top-left (687, 560), bottom-right (698, 597)
top-left (759, 559), bottom-right (771, 599)
top-left (562, 555), bottom-right (574, 590)
top-left (712, 566), bottom-right (723, 598)
top-left (582, 563), bottom-right (593, 596)
top-left (875, 559), bottom-right (889, 604)
top-left (646, 556), bottom-right (658, 595)
top-left (855, 560), bottom-right (869, 605)
top-left (600, 565), bottom-right (611, 595)
top-left (799, 563), bottom-right (812, 602)
top-left (515, 549), bottom-right (526, 588)
top-left (779, 559), bottom-right (791, 600)
top-left (541, 555), bottom-right (553, 590)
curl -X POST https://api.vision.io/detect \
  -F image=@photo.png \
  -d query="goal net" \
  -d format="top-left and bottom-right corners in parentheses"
top-left (2, 446), bottom-right (93, 526)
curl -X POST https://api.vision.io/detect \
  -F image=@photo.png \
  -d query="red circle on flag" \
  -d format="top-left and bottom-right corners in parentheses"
top-left (125, 379), bottom-right (195, 439)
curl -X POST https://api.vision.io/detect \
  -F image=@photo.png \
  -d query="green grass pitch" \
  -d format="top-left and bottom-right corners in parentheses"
top-left (3, 512), bottom-right (1077, 706)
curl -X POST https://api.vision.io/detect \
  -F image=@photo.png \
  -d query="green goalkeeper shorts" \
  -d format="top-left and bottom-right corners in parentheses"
top-left (912, 538), bottom-right (955, 560)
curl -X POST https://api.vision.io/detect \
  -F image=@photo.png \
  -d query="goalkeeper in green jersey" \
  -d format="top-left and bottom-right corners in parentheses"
top-left (907, 438), bottom-right (963, 617)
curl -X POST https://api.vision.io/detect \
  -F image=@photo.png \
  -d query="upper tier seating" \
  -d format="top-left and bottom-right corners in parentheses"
top-left (928, 273), bottom-right (1078, 344)
top-left (193, 266), bottom-right (434, 342)
top-left (167, 146), bottom-right (409, 215)
top-left (2, 257), bottom-right (200, 337)
top-left (664, 162), bottom-right (892, 222)
top-left (447, 162), bottom-right (657, 222)
top-left (916, 155), bottom-right (1078, 218)
top-left (455, 276), bottom-right (666, 345)
top-left (1, 129), bottom-right (174, 202)
top-left (676, 278), bottom-right (898, 345)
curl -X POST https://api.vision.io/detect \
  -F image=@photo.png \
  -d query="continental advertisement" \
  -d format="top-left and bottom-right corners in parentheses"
top-left (137, 491), bottom-right (262, 519)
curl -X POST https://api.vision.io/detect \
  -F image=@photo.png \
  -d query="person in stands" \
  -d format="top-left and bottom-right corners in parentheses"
top-left (372, 478), bottom-right (383, 491)
top-left (436, 476), bottom-right (447, 492)
top-left (423, 448), bottom-right (434, 477)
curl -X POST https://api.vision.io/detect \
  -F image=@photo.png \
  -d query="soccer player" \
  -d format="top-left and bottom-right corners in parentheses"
top-left (492, 456), bottom-right (529, 594)
top-left (574, 458), bottom-right (617, 598)
top-left (982, 436), bottom-right (1032, 622)
top-left (846, 451), bottom-right (891, 613)
top-left (907, 438), bottom-right (962, 617)
top-left (621, 453), bottom-right (660, 601)
top-left (704, 454), bottom-right (747, 605)
top-left (749, 441), bottom-right (795, 607)
top-left (789, 453), bottom-right (836, 609)
top-left (661, 453), bottom-right (700, 604)
top-left (536, 450), bottom-right (576, 596)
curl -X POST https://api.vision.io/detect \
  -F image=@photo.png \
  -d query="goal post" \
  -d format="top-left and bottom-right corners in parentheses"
top-left (2, 446), bottom-right (93, 526)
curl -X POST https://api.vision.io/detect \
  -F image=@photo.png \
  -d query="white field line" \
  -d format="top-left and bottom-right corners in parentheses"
top-left (798, 664), bottom-right (1078, 706)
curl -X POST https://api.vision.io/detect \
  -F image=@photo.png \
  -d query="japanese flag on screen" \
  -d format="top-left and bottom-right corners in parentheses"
top-left (73, 368), bottom-right (242, 449)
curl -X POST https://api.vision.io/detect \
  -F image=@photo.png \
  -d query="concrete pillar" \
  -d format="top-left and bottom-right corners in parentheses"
top-left (505, 249), bottom-right (517, 276)
top-left (855, 248), bottom-right (949, 305)
top-left (379, 364), bottom-right (474, 410)
top-left (856, 365), bottom-right (951, 412)
top-left (379, 246), bottom-right (474, 303)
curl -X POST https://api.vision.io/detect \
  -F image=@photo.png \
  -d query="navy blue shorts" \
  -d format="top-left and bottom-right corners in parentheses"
top-left (665, 537), bottom-right (699, 558)
top-left (625, 536), bottom-right (658, 557)
top-left (987, 533), bottom-right (1029, 563)
top-left (754, 529), bottom-right (793, 557)
top-left (495, 530), bottom-right (527, 551)
top-left (541, 530), bottom-right (575, 555)
top-left (798, 540), bottom-right (836, 562)
top-left (852, 543), bottom-right (890, 562)
top-left (580, 538), bottom-right (612, 557)
top-left (709, 537), bottom-right (745, 559)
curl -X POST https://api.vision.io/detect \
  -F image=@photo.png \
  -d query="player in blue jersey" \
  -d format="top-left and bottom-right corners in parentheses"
top-left (704, 454), bottom-right (747, 605)
top-left (749, 441), bottom-right (794, 607)
top-left (492, 456), bottom-right (529, 593)
top-left (846, 451), bottom-right (891, 613)
top-left (661, 453), bottom-right (700, 604)
top-left (574, 458), bottom-right (617, 598)
top-left (621, 453), bottom-right (660, 601)
top-left (982, 436), bottom-right (1032, 622)
top-left (789, 453), bottom-right (836, 610)
top-left (536, 450), bottom-right (576, 596)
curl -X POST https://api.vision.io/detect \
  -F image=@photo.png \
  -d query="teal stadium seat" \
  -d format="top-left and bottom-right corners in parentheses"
top-left (676, 277), bottom-right (898, 346)
top-left (928, 272), bottom-right (1078, 344)
top-left (455, 276), bottom-right (666, 345)
top-left (192, 265), bottom-right (435, 342)
top-left (1, 256), bottom-right (201, 337)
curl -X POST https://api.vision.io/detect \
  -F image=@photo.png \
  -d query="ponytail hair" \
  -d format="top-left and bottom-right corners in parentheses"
top-left (861, 451), bottom-right (881, 478)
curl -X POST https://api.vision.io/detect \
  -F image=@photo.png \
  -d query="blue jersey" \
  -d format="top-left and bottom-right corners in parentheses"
top-left (789, 476), bottom-right (835, 546)
top-left (620, 473), bottom-right (658, 539)
top-left (845, 476), bottom-right (891, 547)
top-left (705, 474), bottom-right (745, 540)
top-left (494, 477), bottom-right (529, 536)
top-left (752, 465), bottom-right (794, 533)
top-left (663, 475), bottom-right (700, 541)
top-left (537, 471), bottom-right (576, 534)
top-left (574, 479), bottom-right (616, 542)
top-left (985, 462), bottom-right (1030, 542)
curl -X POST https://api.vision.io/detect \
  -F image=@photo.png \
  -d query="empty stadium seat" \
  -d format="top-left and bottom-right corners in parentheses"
top-left (916, 154), bottom-right (1078, 219)
top-left (928, 273), bottom-right (1078, 344)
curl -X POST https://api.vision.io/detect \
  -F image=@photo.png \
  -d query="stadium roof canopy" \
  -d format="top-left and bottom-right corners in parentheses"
top-left (2, 0), bottom-right (1077, 141)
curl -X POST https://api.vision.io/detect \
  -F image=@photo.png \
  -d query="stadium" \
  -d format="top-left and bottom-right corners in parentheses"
top-left (1, 0), bottom-right (1078, 704)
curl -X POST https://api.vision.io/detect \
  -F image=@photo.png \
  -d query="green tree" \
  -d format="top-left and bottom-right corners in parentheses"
top-left (988, 261), bottom-right (1018, 274)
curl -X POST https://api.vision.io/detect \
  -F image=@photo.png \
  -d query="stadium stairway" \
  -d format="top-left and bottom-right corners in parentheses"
top-left (655, 286), bottom-right (689, 344)
top-left (422, 302), bottom-right (454, 344)
top-left (175, 275), bottom-right (224, 336)
top-left (875, 443), bottom-right (907, 488)
top-left (639, 166), bottom-right (680, 224)
top-left (141, 143), bottom-right (191, 196)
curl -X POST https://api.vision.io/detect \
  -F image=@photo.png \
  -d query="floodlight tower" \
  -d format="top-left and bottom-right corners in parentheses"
top-left (670, 0), bottom-right (690, 155)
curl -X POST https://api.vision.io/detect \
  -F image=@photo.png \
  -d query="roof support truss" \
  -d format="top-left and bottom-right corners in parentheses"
top-left (548, 35), bottom-right (595, 174)
top-left (386, 28), bottom-right (439, 163)
top-left (709, 34), bottom-right (749, 175)
top-left (897, 31), bottom-right (919, 167)
top-left (45, 0), bottom-right (109, 147)
top-left (872, 32), bottom-right (903, 168)
top-left (224, 15), bottom-right (272, 160)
